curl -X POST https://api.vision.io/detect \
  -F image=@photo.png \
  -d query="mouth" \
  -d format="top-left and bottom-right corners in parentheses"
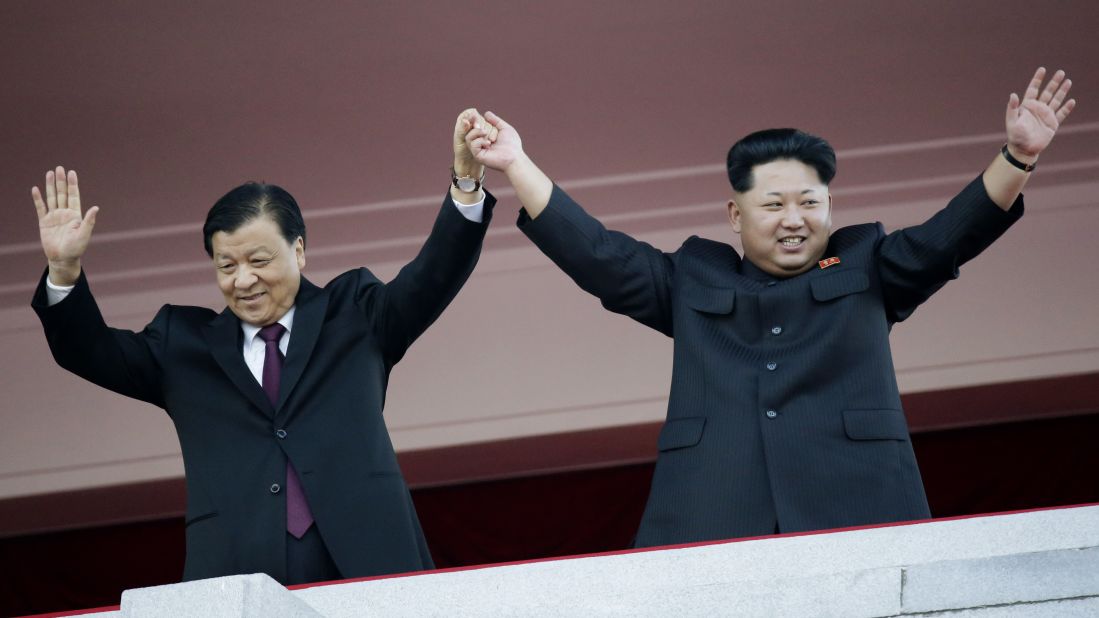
top-left (779, 236), bottom-right (806, 249)
top-left (238, 292), bottom-right (266, 303)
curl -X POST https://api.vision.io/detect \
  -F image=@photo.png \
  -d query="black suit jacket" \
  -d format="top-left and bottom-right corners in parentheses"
top-left (33, 193), bottom-right (494, 583)
top-left (518, 176), bottom-right (1022, 545)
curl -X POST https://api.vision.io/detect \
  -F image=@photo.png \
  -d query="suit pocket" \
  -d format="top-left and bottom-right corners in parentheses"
top-left (657, 417), bottom-right (706, 451)
top-left (682, 283), bottom-right (736, 315)
top-left (843, 409), bottom-right (910, 441)
top-left (185, 510), bottom-right (219, 528)
top-left (811, 270), bottom-right (869, 302)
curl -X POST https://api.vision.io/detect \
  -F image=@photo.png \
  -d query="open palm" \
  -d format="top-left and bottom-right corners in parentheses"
top-left (32, 166), bottom-right (99, 265)
top-left (1006, 68), bottom-right (1076, 158)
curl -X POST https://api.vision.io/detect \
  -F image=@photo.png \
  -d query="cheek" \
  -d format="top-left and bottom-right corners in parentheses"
top-left (216, 275), bottom-right (235, 296)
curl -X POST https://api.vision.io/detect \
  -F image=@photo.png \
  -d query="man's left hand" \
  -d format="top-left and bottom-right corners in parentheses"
top-left (1005, 67), bottom-right (1076, 162)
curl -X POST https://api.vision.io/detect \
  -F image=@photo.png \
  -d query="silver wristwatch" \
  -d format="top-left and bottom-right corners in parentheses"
top-left (451, 167), bottom-right (485, 193)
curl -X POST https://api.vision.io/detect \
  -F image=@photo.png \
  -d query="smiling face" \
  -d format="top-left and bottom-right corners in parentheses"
top-left (211, 215), bottom-right (305, 326)
top-left (727, 159), bottom-right (832, 278)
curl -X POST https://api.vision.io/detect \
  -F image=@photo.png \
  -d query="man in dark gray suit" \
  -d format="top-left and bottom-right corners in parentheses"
top-left (30, 110), bottom-right (495, 584)
top-left (461, 68), bottom-right (1076, 545)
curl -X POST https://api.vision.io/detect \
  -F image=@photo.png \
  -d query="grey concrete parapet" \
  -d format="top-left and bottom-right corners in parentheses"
top-left (295, 504), bottom-right (1099, 617)
top-left (97, 504), bottom-right (1099, 617)
top-left (120, 573), bottom-right (321, 617)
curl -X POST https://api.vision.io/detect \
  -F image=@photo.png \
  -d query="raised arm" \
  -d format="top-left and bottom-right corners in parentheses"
top-left (368, 110), bottom-right (496, 363)
top-left (30, 168), bottom-right (165, 406)
top-left (465, 112), bottom-right (675, 335)
top-left (878, 67), bottom-right (1078, 322)
top-left (982, 67), bottom-right (1076, 209)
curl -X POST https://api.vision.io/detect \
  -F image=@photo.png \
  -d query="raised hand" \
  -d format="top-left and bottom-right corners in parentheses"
top-left (454, 108), bottom-right (492, 178)
top-left (1006, 67), bottom-right (1076, 160)
top-left (31, 166), bottom-right (99, 285)
top-left (466, 111), bottom-right (523, 173)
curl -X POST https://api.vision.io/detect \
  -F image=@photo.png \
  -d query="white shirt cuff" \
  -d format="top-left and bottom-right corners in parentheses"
top-left (450, 192), bottom-right (486, 223)
top-left (45, 277), bottom-right (75, 306)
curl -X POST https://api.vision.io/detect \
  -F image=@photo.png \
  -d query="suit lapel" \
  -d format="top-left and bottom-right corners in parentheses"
top-left (204, 308), bottom-right (275, 417)
top-left (278, 276), bottom-right (329, 411)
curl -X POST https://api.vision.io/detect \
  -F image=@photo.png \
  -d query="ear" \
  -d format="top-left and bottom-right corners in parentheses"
top-left (294, 237), bottom-right (306, 270)
top-left (825, 192), bottom-right (834, 229)
top-left (727, 198), bottom-right (743, 233)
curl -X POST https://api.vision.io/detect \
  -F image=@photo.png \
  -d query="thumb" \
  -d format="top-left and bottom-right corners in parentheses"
top-left (82, 206), bottom-right (99, 231)
top-left (484, 111), bottom-right (510, 131)
top-left (1005, 93), bottom-right (1019, 123)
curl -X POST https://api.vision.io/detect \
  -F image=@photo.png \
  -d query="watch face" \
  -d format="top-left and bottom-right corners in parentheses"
top-left (456, 177), bottom-right (478, 192)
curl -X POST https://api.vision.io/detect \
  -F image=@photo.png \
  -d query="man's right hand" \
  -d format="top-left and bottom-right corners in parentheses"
top-left (466, 111), bottom-right (554, 219)
top-left (466, 111), bottom-right (525, 174)
top-left (32, 166), bottom-right (99, 286)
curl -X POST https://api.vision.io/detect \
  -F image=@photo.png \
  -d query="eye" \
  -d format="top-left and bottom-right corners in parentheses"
top-left (802, 199), bottom-right (819, 207)
top-left (217, 264), bottom-right (235, 273)
top-left (251, 259), bottom-right (272, 267)
top-left (763, 202), bottom-right (782, 210)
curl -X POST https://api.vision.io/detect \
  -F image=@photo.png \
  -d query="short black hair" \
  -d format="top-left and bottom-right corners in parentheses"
top-left (202, 182), bottom-right (306, 257)
top-left (726, 128), bottom-right (836, 193)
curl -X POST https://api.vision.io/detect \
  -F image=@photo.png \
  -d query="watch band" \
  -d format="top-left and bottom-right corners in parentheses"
top-left (1001, 144), bottom-right (1037, 172)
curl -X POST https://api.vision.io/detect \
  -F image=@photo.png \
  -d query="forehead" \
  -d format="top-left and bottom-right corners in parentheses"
top-left (211, 215), bottom-right (287, 256)
top-left (746, 160), bottom-right (825, 195)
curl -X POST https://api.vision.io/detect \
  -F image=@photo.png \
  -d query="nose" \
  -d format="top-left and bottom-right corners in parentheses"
top-left (780, 205), bottom-right (805, 228)
top-left (234, 266), bottom-right (257, 290)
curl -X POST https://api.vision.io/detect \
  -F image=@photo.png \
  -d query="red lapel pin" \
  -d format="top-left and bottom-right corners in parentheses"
top-left (818, 256), bottom-right (841, 269)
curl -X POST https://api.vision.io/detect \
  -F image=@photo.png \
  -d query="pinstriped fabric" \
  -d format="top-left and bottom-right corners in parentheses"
top-left (519, 176), bottom-right (1023, 546)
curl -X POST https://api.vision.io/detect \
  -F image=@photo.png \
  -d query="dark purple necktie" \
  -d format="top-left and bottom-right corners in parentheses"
top-left (258, 323), bottom-right (315, 539)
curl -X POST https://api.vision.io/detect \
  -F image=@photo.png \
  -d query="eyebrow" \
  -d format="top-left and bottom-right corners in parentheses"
top-left (765, 189), bottom-right (819, 197)
top-left (215, 247), bottom-right (275, 260)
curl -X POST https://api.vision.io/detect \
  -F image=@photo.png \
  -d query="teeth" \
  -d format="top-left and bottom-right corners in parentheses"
top-left (780, 237), bottom-right (804, 247)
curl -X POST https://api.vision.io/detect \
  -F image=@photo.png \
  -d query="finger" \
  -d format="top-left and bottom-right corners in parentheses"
top-left (1039, 69), bottom-right (1065, 104)
top-left (484, 111), bottom-right (510, 131)
top-left (1023, 67), bottom-right (1045, 102)
top-left (1005, 92), bottom-right (1019, 125)
top-left (44, 170), bottom-right (57, 210)
top-left (31, 186), bottom-right (47, 219)
top-left (456, 108), bottom-right (480, 133)
top-left (468, 136), bottom-right (492, 153)
top-left (67, 170), bottom-right (82, 215)
top-left (487, 125), bottom-right (500, 142)
top-left (466, 126), bottom-right (488, 142)
top-left (1049, 78), bottom-right (1072, 110)
top-left (1056, 99), bottom-right (1077, 124)
top-left (55, 166), bottom-right (68, 210)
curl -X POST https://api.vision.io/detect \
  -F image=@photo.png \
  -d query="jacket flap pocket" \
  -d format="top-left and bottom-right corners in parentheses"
top-left (658, 416), bottom-right (706, 451)
top-left (843, 409), bottom-right (909, 440)
top-left (682, 283), bottom-right (736, 315)
top-left (811, 270), bottom-right (869, 302)
top-left (185, 510), bottom-right (219, 527)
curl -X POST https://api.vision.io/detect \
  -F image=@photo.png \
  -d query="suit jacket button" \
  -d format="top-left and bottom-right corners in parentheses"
top-left (766, 362), bottom-right (778, 371)
top-left (275, 429), bottom-right (287, 439)
top-left (765, 410), bottom-right (778, 419)
top-left (771, 326), bottom-right (783, 335)
top-left (270, 483), bottom-right (281, 494)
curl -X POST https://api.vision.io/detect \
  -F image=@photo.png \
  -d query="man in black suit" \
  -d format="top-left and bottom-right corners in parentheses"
top-left (31, 110), bottom-right (495, 584)
top-left (462, 68), bottom-right (1076, 545)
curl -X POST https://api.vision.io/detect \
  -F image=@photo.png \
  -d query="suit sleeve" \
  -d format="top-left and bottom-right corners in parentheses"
top-left (877, 174), bottom-right (1023, 323)
top-left (32, 269), bottom-right (167, 408)
top-left (365, 191), bottom-right (495, 364)
top-left (517, 184), bottom-right (675, 337)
